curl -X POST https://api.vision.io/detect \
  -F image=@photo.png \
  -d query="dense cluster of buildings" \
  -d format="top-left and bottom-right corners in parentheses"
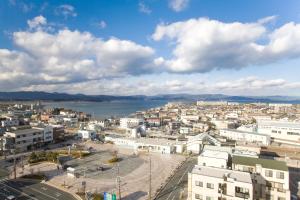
top-left (188, 147), bottom-right (290, 200)
top-left (1, 100), bottom-right (300, 198)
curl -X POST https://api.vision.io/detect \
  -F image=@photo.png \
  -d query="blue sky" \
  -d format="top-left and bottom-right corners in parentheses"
top-left (1, 0), bottom-right (300, 96)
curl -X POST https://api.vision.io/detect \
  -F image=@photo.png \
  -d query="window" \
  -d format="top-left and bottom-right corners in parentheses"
top-left (276, 172), bottom-right (284, 179)
top-left (265, 170), bottom-right (273, 177)
top-left (271, 130), bottom-right (277, 133)
top-left (278, 198), bottom-right (285, 200)
top-left (207, 183), bottom-right (214, 189)
top-left (206, 197), bottom-right (213, 200)
top-left (195, 194), bottom-right (203, 200)
top-left (195, 181), bottom-right (203, 187)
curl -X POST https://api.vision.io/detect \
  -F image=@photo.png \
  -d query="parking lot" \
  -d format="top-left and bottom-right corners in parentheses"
top-left (0, 179), bottom-right (76, 200)
top-left (64, 150), bottom-right (144, 179)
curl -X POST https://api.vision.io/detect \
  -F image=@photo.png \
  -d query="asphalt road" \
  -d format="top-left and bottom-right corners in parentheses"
top-left (0, 179), bottom-right (76, 200)
top-left (154, 157), bottom-right (197, 200)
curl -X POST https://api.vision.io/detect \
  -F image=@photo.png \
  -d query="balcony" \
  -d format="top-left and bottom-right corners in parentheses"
top-left (235, 192), bottom-right (250, 199)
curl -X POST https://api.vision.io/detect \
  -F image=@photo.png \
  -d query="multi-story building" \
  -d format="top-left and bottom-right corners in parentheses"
top-left (198, 149), bottom-right (229, 169)
top-left (119, 118), bottom-right (144, 129)
top-left (220, 129), bottom-right (270, 146)
top-left (188, 165), bottom-right (253, 200)
top-left (4, 128), bottom-right (44, 151)
top-left (1, 117), bottom-right (19, 127)
top-left (232, 156), bottom-right (290, 200)
top-left (193, 123), bottom-right (209, 133)
top-left (34, 125), bottom-right (53, 144)
top-left (197, 101), bottom-right (228, 106)
top-left (257, 120), bottom-right (300, 146)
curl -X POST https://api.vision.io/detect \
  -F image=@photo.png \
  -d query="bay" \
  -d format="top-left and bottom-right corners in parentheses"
top-left (43, 100), bottom-right (168, 118)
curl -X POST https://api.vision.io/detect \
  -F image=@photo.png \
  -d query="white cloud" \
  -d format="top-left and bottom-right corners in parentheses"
top-left (27, 15), bottom-right (47, 30)
top-left (0, 16), bottom-right (158, 91)
top-left (98, 20), bottom-right (107, 29)
top-left (55, 4), bottom-right (77, 18)
top-left (139, 2), bottom-right (152, 14)
top-left (18, 76), bottom-right (300, 96)
top-left (168, 0), bottom-right (189, 12)
top-left (152, 17), bottom-right (300, 73)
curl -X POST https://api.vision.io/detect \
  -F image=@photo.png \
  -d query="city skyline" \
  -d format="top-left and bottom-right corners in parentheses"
top-left (1, 0), bottom-right (300, 96)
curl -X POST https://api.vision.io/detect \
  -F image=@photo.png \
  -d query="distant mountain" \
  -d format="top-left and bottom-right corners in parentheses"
top-left (0, 91), bottom-right (145, 102)
top-left (0, 91), bottom-right (300, 103)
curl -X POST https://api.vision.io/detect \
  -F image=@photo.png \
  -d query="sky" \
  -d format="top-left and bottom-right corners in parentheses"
top-left (1, 0), bottom-right (300, 96)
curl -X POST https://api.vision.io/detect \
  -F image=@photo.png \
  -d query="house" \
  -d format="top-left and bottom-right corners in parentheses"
top-left (188, 165), bottom-right (253, 200)
top-left (232, 156), bottom-right (290, 200)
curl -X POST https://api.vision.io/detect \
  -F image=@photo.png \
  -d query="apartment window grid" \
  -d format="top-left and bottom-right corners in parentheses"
top-left (207, 183), bottom-right (214, 189)
top-left (195, 194), bottom-right (203, 200)
top-left (195, 181), bottom-right (203, 187)
top-left (276, 171), bottom-right (284, 179)
top-left (265, 170), bottom-right (273, 177)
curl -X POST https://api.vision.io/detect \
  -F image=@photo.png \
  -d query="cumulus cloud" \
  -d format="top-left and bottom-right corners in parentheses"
top-left (27, 15), bottom-right (47, 30)
top-left (139, 2), bottom-right (152, 14)
top-left (0, 16), bottom-right (158, 91)
top-left (152, 17), bottom-right (300, 73)
top-left (168, 0), bottom-right (189, 12)
top-left (55, 4), bottom-right (77, 18)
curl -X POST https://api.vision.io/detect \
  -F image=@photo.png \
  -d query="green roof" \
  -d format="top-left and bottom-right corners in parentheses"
top-left (232, 156), bottom-right (288, 171)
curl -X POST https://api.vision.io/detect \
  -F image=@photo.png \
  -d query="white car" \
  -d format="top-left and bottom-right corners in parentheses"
top-left (6, 195), bottom-right (16, 200)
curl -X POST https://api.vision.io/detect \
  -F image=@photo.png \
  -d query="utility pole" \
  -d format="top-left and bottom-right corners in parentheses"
top-left (13, 150), bottom-right (16, 179)
top-left (149, 154), bottom-right (152, 200)
top-left (116, 164), bottom-right (121, 200)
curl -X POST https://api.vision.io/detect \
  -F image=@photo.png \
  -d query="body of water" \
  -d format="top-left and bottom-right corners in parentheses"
top-left (43, 100), bottom-right (168, 118)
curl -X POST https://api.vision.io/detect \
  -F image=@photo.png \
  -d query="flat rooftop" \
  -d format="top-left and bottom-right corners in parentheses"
top-left (200, 150), bottom-right (229, 160)
top-left (191, 165), bottom-right (252, 184)
top-left (232, 156), bottom-right (288, 171)
top-left (222, 128), bottom-right (270, 137)
top-left (6, 128), bottom-right (42, 135)
top-left (258, 120), bottom-right (300, 129)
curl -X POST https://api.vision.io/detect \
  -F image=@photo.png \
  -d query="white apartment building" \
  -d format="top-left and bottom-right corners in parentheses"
top-left (225, 113), bottom-right (239, 120)
top-left (34, 126), bottom-right (53, 143)
top-left (181, 115), bottom-right (200, 123)
top-left (197, 101), bottom-right (228, 106)
top-left (220, 129), bottom-right (270, 146)
top-left (198, 150), bottom-right (229, 168)
top-left (211, 119), bottom-right (237, 130)
top-left (193, 123), bottom-right (209, 133)
top-left (232, 156), bottom-right (290, 200)
top-left (119, 118), bottom-right (144, 129)
top-left (257, 120), bottom-right (300, 146)
top-left (188, 165), bottom-right (253, 200)
top-left (104, 135), bottom-right (183, 154)
top-left (237, 125), bottom-right (257, 133)
top-left (4, 128), bottom-right (44, 151)
top-left (77, 130), bottom-right (96, 140)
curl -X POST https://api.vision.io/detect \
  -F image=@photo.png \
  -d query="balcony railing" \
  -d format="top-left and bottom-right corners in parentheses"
top-left (235, 192), bottom-right (250, 199)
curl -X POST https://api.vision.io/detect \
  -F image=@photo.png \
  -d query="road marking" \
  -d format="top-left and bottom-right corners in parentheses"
top-left (166, 190), bottom-right (174, 200)
top-left (0, 182), bottom-right (37, 200)
top-left (55, 192), bottom-right (61, 197)
top-left (26, 187), bottom-right (60, 200)
top-left (177, 167), bottom-right (190, 185)
top-left (41, 186), bottom-right (48, 191)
